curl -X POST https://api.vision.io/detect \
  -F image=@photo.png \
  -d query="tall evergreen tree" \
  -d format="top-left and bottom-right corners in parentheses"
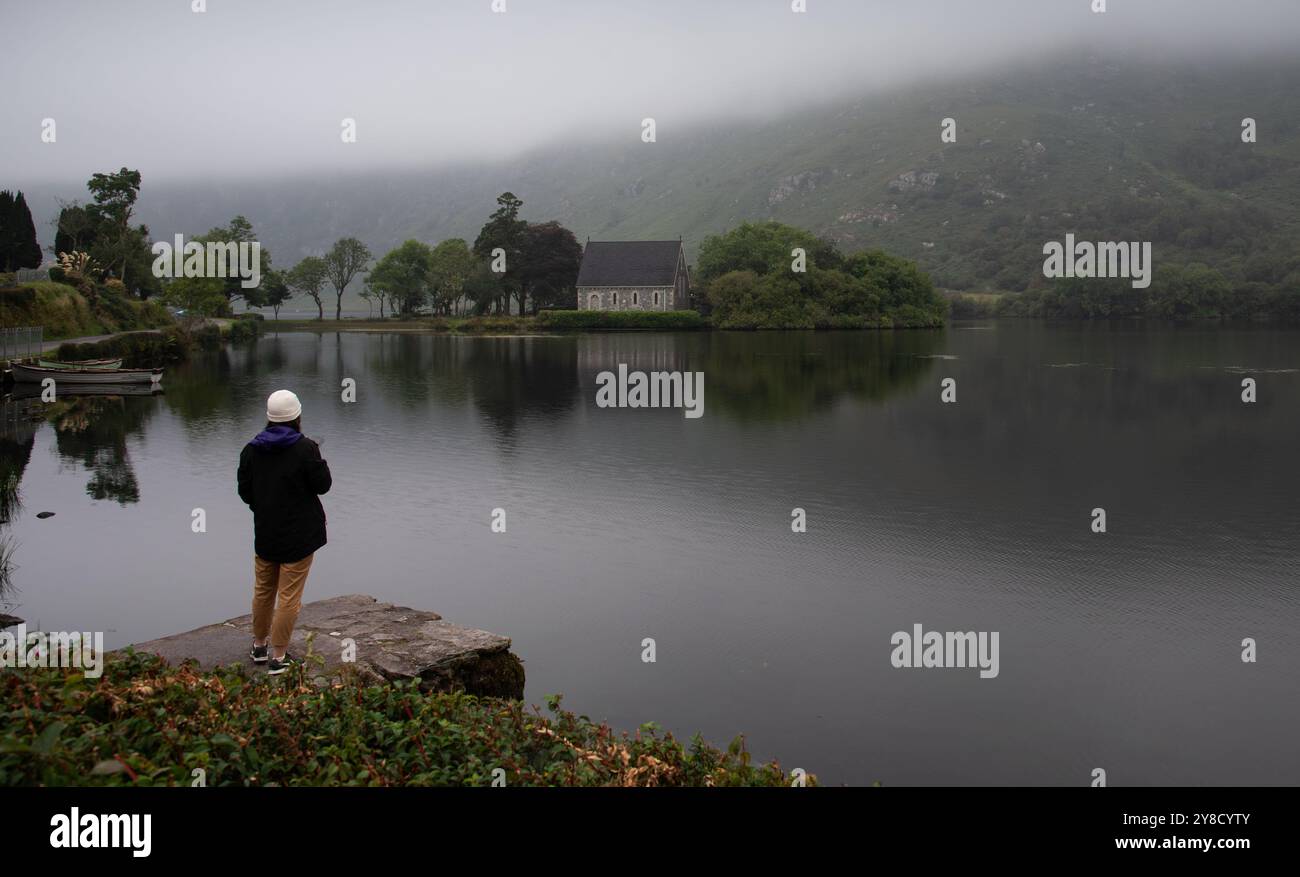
top-left (473, 192), bottom-right (527, 313)
top-left (0, 190), bottom-right (43, 272)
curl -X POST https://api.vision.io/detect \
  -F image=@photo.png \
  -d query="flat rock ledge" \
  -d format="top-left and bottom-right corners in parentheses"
top-left (123, 594), bottom-right (524, 699)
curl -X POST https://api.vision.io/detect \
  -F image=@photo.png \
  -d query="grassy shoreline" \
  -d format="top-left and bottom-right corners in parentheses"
top-left (260, 309), bottom-right (943, 334)
top-left (0, 651), bottom-right (806, 787)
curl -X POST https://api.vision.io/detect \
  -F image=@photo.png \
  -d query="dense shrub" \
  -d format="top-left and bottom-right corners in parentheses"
top-left (697, 221), bottom-right (845, 283)
top-left (538, 310), bottom-right (707, 330)
top-left (697, 224), bottom-right (946, 330)
top-left (93, 284), bottom-right (143, 327)
top-left (0, 651), bottom-right (804, 787)
top-left (449, 315), bottom-right (525, 333)
top-left (226, 319), bottom-right (261, 344)
top-left (0, 286), bottom-right (35, 307)
top-left (57, 328), bottom-right (188, 366)
top-left (55, 321), bottom-right (229, 364)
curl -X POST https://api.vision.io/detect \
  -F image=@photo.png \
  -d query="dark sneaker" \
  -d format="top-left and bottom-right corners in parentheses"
top-left (267, 653), bottom-right (298, 676)
top-left (250, 643), bottom-right (268, 664)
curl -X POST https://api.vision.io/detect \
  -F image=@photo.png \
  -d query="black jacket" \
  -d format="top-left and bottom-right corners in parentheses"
top-left (237, 425), bottom-right (332, 563)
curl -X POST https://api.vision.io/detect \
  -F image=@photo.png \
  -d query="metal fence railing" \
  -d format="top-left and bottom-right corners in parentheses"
top-left (14, 267), bottom-right (50, 283)
top-left (0, 326), bottom-right (43, 362)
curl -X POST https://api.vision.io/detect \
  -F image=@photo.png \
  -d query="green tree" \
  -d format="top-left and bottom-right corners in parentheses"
top-left (255, 268), bottom-right (292, 319)
top-left (52, 200), bottom-right (99, 257)
top-left (697, 221), bottom-right (842, 284)
top-left (428, 238), bottom-right (475, 315)
top-left (285, 256), bottom-right (330, 320)
top-left (118, 225), bottom-right (162, 300)
top-left (701, 223), bottom-right (942, 328)
top-left (85, 168), bottom-right (142, 283)
top-left (368, 240), bottom-right (434, 316)
top-left (463, 260), bottom-right (506, 315)
top-left (0, 190), bottom-right (42, 272)
top-left (160, 276), bottom-right (230, 317)
top-left (519, 222), bottom-right (582, 313)
top-left (472, 192), bottom-right (526, 314)
top-left (1148, 263), bottom-right (1231, 319)
top-left (707, 271), bottom-right (821, 329)
top-left (362, 277), bottom-right (392, 318)
top-left (843, 250), bottom-right (942, 312)
top-left (323, 237), bottom-right (372, 319)
top-left (194, 216), bottom-right (271, 305)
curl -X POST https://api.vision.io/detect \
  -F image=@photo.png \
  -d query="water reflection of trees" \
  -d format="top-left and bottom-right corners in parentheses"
top-left (163, 347), bottom-right (239, 425)
top-left (163, 340), bottom-right (290, 428)
top-left (0, 428), bottom-right (34, 524)
top-left (574, 330), bottom-right (945, 424)
top-left (48, 395), bottom-right (158, 505)
top-left (362, 331), bottom-right (941, 433)
top-left (1, 399), bottom-right (40, 602)
top-left (155, 331), bottom-right (943, 448)
top-left (465, 338), bottom-right (579, 441)
top-left (365, 334), bottom-right (580, 444)
top-left (695, 331), bottom-right (945, 422)
top-left (0, 390), bottom-right (157, 607)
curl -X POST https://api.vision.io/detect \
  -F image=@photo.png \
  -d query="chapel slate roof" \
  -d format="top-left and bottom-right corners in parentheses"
top-left (575, 240), bottom-right (683, 287)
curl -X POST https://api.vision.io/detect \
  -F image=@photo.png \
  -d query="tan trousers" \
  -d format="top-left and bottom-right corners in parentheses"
top-left (252, 554), bottom-right (314, 651)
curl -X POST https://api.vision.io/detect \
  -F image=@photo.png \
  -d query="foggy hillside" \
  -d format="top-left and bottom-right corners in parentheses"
top-left (22, 52), bottom-right (1296, 304)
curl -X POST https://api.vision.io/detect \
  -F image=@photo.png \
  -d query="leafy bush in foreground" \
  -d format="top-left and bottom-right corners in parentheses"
top-left (0, 651), bottom-right (804, 787)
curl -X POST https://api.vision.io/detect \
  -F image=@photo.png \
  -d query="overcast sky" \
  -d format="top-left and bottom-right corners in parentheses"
top-left (3, 0), bottom-right (1298, 184)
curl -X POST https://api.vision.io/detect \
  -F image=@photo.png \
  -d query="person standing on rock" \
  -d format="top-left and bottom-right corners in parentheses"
top-left (237, 389), bottom-right (332, 675)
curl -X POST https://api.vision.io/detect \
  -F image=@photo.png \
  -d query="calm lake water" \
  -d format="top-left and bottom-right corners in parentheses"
top-left (3, 323), bottom-right (1298, 786)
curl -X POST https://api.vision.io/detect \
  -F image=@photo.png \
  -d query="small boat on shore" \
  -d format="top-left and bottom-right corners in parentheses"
top-left (9, 361), bottom-right (162, 385)
top-left (37, 357), bottom-right (124, 370)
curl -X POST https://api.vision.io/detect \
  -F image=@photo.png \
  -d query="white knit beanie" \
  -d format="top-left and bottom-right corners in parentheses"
top-left (266, 389), bottom-right (302, 423)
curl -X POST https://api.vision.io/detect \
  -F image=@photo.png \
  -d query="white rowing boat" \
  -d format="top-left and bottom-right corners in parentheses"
top-left (38, 357), bottom-right (124, 370)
